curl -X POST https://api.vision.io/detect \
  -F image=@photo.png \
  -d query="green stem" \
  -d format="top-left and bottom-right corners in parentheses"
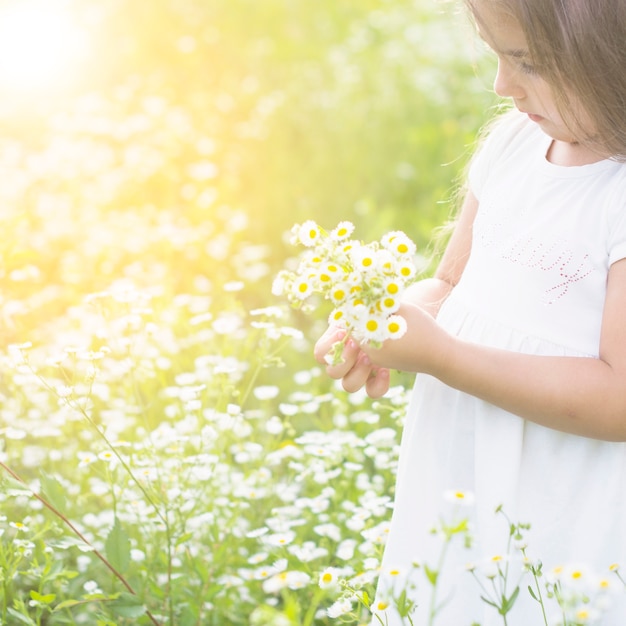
top-left (238, 336), bottom-right (292, 408)
top-left (301, 587), bottom-right (324, 626)
top-left (35, 370), bottom-right (168, 527)
top-left (427, 532), bottom-right (451, 625)
top-left (0, 461), bottom-right (161, 626)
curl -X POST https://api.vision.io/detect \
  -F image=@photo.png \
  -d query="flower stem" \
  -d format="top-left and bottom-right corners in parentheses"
top-left (0, 461), bottom-right (161, 626)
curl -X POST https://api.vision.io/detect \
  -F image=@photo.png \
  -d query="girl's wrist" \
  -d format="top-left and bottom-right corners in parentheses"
top-left (426, 323), bottom-right (457, 381)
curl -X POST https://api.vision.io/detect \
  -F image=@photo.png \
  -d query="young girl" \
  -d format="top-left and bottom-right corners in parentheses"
top-left (314, 0), bottom-right (626, 624)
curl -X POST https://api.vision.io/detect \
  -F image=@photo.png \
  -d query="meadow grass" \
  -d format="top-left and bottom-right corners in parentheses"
top-left (5, 1), bottom-right (620, 625)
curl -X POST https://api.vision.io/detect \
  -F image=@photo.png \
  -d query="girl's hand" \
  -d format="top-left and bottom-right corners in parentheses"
top-left (314, 303), bottom-right (450, 397)
top-left (313, 327), bottom-right (391, 398)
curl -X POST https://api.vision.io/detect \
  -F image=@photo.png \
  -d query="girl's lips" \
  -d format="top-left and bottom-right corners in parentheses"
top-left (527, 113), bottom-right (544, 123)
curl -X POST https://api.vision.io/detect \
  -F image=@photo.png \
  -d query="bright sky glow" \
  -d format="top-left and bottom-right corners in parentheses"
top-left (0, 0), bottom-right (88, 91)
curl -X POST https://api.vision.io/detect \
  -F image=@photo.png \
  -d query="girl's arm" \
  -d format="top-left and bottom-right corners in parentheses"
top-left (365, 257), bottom-right (626, 441)
top-left (426, 257), bottom-right (626, 441)
top-left (402, 188), bottom-right (476, 316)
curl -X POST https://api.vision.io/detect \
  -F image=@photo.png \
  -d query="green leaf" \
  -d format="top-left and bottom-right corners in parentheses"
top-left (7, 608), bottom-right (37, 625)
top-left (105, 517), bottom-right (131, 572)
top-left (53, 599), bottom-right (82, 612)
top-left (175, 531), bottom-right (194, 546)
top-left (109, 592), bottom-right (146, 618)
top-left (29, 590), bottom-right (56, 604)
top-left (480, 595), bottom-right (500, 610)
top-left (424, 564), bottom-right (438, 586)
top-left (501, 586), bottom-right (520, 614)
top-left (39, 470), bottom-right (67, 511)
top-left (1, 474), bottom-right (31, 495)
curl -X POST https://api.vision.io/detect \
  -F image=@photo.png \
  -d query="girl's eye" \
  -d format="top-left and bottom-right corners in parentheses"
top-left (518, 61), bottom-right (538, 75)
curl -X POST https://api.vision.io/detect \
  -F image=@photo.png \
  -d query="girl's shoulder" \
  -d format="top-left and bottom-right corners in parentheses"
top-left (474, 109), bottom-right (538, 162)
top-left (469, 110), bottom-right (538, 196)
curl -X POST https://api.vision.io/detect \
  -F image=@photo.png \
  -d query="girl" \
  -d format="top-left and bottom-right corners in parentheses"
top-left (314, 0), bottom-right (626, 624)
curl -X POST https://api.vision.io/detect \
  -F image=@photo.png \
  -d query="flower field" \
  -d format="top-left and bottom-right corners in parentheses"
top-left (0, 0), bottom-right (509, 624)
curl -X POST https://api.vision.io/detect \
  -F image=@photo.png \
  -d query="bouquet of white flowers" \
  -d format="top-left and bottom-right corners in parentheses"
top-left (273, 220), bottom-right (419, 363)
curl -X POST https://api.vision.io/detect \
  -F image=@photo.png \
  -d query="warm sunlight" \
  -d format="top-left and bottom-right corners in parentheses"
top-left (0, 0), bottom-right (88, 91)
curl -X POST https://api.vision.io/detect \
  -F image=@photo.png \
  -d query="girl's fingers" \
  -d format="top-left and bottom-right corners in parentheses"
top-left (365, 367), bottom-right (390, 399)
top-left (313, 327), bottom-right (389, 396)
top-left (325, 338), bottom-right (361, 379)
top-left (313, 327), bottom-right (345, 365)
top-left (341, 353), bottom-right (376, 393)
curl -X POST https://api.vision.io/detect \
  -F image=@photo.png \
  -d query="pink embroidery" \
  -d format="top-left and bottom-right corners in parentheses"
top-left (478, 222), bottom-right (595, 304)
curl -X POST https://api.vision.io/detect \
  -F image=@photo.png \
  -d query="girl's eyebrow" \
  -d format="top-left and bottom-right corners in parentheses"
top-left (504, 48), bottom-right (530, 59)
top-left (476, 29), bottom-right (530, 59)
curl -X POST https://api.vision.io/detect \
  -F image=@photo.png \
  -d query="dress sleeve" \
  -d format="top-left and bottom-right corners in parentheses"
top-left (468, 110), bottom-right (529, 200)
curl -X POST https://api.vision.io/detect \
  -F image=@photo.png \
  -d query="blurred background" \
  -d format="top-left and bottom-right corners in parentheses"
top-left (0, 0), bottom-right (497, 347)
top-left (0, 3), bottom-right (502, 621)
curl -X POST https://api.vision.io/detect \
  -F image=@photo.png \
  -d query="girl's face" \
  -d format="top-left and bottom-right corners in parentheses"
top-left (475, 2), bottom-right (594, 153)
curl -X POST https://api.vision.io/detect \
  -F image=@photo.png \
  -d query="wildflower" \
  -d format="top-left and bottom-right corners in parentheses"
top-left (288, 541), bottom-right (328, 562)
top-left (329, 282), bottom-right (350, 305)
top-left (381, 230), bottom-right (417, 257)
top-left (336, 539), bottom-right (358, 560)
top-left (9, 521), bottom-right (29, 532)
top-left (313, 523), bottom-right (342, 542)
top-left (360, 312), bottom-right (387, 343)
top-left (83, 580), bottom-right (103, 594)
top-left (443, 489), bottom-right (476, 506)
top-left (297, 220), bottom-right (322, 247)
top-left (263, 570), bottom-right (311, 593)
top-left (478, 554), bottom-right (507, 579)
top-left (384, 315), bottom-right (407, 340)
top-left (264, 531), bottom-right (296, 547)
top-left (349, 244), bottom-right (377, 274)
top-left (97, 450), bottom-right (116, 463)
top-left (317, 261), bottom-right (342, 285)
top-left (253, 385), bottom-right (280, 400)
top-left (330, 221), bottom-right (355, 241)
top-left (254, 559), bottom-right (286, 580)
top-left (248, 552), bottom-right (269, 565)
top-left (319, 567), bottom-right (341, 590)
top-left (327, 597), bottom-right (353, 618)
top-left (291, 277), bottom-right (314, 300)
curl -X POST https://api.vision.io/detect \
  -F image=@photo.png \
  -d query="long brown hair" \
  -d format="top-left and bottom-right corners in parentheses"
top-left (466, 0), bottom-right (626, 160)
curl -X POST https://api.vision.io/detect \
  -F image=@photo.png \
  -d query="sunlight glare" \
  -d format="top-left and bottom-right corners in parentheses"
top-left (0, 0), bottom-right (88, 91)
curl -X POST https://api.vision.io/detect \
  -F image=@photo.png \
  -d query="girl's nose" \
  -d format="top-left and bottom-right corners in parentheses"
top-left (493, 59), bottom-right (525, 99)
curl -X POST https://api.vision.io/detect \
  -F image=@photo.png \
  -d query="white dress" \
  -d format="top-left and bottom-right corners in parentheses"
top-left (373, 113), bottom-right (626, 625)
